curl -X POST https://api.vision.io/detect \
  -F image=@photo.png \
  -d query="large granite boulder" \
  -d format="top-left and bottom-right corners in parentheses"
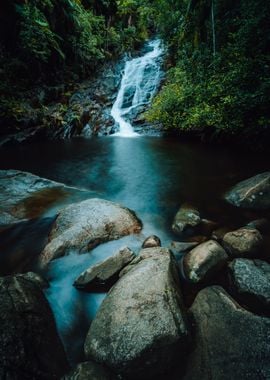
top-left (222, 228), bottom-right (263, 258)
top-left (0, 273), bottom-right (69, 379)
top-left (184, 286), bottom-right (270, 380)
top-left (74, 247), bottom-right (135, 291)
top-left (225, 172), bottom-right (270, 209)
top-left (228, 258), bottom-right (270, 315)
top-left (63, 361), bottom-right (113, 380)
top-left (183, 240), bottom-right (228, 283)
top-left (84, 247), bottom-right (189, 379)
top-left (172, 204), bottom-right (201, 236)
top-left (0, 169), bottom-right (89, 223)
top-left (40, 199), bottom-right (142, 267)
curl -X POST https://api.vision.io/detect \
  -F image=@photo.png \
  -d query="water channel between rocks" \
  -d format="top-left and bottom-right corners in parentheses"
top-left (1, 39), bottom-right (270, 367)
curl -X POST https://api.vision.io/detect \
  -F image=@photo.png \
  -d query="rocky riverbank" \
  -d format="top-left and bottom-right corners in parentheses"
top-left (0, 170), bottom-right (270, 379)
top-left (0, 58), bottom-right (125, 147)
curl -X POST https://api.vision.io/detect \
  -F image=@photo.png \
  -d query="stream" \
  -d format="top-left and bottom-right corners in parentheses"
top-left (1, 40), bottom-right (270, 367)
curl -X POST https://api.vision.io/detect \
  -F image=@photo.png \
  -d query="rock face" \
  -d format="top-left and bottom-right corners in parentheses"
top-left (225, 172), bottom-right (270, 209)
top-left (172, 204), bottom-right (201, 236)
top-left (184, 286), bottom-right (270, 380)
top-left (222, 228), bottom-right (263, 258)
top-left (0, 273), bottom-right (69, 379)
top-left (170, 241), bottom-right (199, 254)
top-left (84, 247), bottom-right (189, 379)
top-left (0, 169), bottom-right (88, 223)
top-left (228, 259), bottom-right (270, 315)
top-left (16, 271), bottom-right (49, 289)
top-left (74, 247), bottom-right (136, 291)
top-left (142, 235), bottom-right (161, 248)
top-left (183, 240), bottom-right (228, 283)
top-left (63, 361), bottom-right (113, 380)
top-left (40, 198), bottom-right (142, 267)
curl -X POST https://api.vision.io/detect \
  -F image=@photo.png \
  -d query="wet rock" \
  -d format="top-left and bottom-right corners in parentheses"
top-left (0, 273), bottom-right (69, 379)
top-left (183, 286), bottom-right (270, 380)
top-left (183, 240), bottom-right (228, 283)
top-left (0, 212), bottom-right (19, 225)
top-left (41, 199), bottom-right (142, 267)
top-left (84, 247), bottom-right (189, 379)
top-left (199, 219), bottom-right (219, 236)
top-left (142, 235), bottom-right (161, 248)
top-left (228, 259), bottom-right (270, 315)
top-left (222, 228), bottom-right (263, 258)
top-left (0, 169), bottom-right (88, 222)
top-left (170, 241), bottom-right (199, 254)
top-left (172, 204), bottom-right (201, 236)
top-left (225, 172), bottom-right (270, 209)
top-left (63, 361), bottom-right (113, 380)
top-left (81, 123), bottom-right (93, 138)
top-left (74, 247), bottom-right (135, 291)
top-left (17, 271), bottom-right (49, 289)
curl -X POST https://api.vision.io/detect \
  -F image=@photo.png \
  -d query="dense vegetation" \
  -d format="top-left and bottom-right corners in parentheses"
top-left (0, 0), bottom-right (151, 81)
top-left (0, 0), bottom-right (152, 132)
top-left (146, 0), bottom-right (270, 144)
top-left (0, 0), bottom-right (269, 146)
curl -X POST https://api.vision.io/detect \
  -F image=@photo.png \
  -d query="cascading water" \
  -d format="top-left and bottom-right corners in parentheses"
top-left (111, 39), bottom-right (163, 137)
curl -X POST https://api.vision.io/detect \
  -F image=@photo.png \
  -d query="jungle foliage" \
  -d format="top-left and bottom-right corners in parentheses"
top-left (0, 0), bottom-right (269, 144)
top-left (146, 0), bottom-right (270, 142)
top-left (0, 0), bottom-right (152, 82)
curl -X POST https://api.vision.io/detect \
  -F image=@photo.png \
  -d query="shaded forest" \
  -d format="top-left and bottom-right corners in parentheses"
top-left (0, 0), bottom-right (270, 146)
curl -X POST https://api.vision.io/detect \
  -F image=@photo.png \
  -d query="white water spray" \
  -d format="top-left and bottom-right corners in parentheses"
top-left (111, 40), bottom-right (163, 137)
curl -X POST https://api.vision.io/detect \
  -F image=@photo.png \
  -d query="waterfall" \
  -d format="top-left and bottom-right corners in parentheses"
top-left (111, 40), bottom-right (163, 137)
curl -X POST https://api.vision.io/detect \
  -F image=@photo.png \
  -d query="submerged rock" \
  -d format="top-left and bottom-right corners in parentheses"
top-left (225, 172), bottom-right (270, 209)
top-left (63, 361), bottom-right (113, 380)
top-left (222, 228), bottom-right (263, 258)
top-left (172, 204), bottom-right (201, 236)
top-left (74, 247), bottom-right (135, 291)
top-left (183, 240), bottom-right (228, 283)
top-left (142, 235), bottom-right (161, 248)
top-left (184, 286), bottom-right (270, 380)
top-left (84, 247), bottom-right (189, 379)
top-left (228, 258), bottom-right (270, 315)
top-left (0, 273), bottom-right (69, 379)
top-left (41, 199), bottom-right (142, 267)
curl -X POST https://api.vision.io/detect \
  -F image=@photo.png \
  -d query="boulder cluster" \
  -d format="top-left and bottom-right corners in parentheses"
top-left (0, 170), bottom-right (270, 379)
